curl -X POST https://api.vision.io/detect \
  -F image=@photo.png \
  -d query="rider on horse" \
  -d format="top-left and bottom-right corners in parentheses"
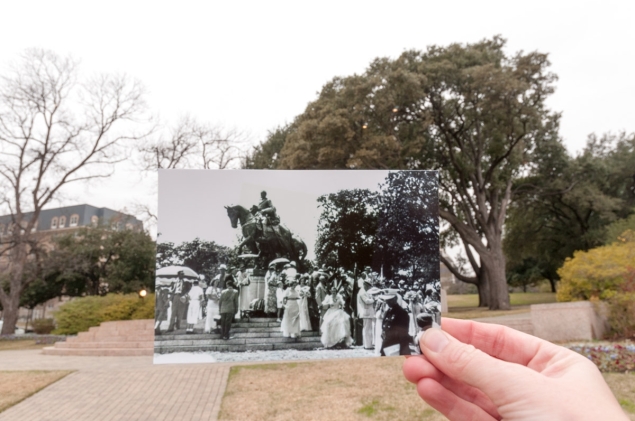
top-left (257, 191), bottom-right (280, 226)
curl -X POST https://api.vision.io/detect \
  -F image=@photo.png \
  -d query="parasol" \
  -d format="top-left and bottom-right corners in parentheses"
top-left (156, 266), bottom-right (199, 285)
top-left (269, 257), bottom-right (290, 266)
top-left (238, 254), bottom-right (259, 259)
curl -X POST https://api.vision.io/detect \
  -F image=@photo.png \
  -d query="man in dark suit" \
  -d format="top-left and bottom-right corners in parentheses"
top-left (380, 294), bottom-right (412, 356)
top-left (219, 280), bottom-right (239, 340)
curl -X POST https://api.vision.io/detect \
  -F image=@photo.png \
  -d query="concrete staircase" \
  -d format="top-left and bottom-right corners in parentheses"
top-left (42, 319), bottom-right (154, 356)
top-left (155, 318), bottom-right (323, 354)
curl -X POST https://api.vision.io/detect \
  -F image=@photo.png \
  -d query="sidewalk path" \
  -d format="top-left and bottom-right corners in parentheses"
top-left (0, 350), bottom-right (229, 421)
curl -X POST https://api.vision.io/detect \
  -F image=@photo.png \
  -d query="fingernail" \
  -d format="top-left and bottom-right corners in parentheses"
top-left (422, 328), bottom-right (449, 353)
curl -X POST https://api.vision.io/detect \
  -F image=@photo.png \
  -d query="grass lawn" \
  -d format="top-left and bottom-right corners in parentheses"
top-left (0, 371), bottom-right (72, 413)
top-left (0, 339), bottom-right (50, 351)
top-left (220, 357), bottom-right (635, 421)
top-left (445, 292), bottom-right (557, 320)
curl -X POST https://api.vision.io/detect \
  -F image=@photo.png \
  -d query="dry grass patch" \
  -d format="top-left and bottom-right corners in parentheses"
top-left (0, 371), bottom-right (72, 413)
top-left (220, 357), bottom-right (446, 421)
top-left (0, 340), bottom-right (48, 351)
top-left (221, 357), bottom-right (635, 421)
top-left (604, 372), bottom-right (635, 420)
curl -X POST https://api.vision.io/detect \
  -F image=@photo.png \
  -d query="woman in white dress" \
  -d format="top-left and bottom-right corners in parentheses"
top-left (320, 286), bottom-right (352, 348)
top-left (297, 276), bottom-right (312, 331)
top-left (281, 279), bottom-right (301, 338)
top-left (186, 280), bottom-right (204, 333)
top-left (204, 283), bottom-right (220, 333)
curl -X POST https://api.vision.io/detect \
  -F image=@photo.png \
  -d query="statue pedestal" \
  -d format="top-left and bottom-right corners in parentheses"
top-left (246, 275), bottom-right (266, 302)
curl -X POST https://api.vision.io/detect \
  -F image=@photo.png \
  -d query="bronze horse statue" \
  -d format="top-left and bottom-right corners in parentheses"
top-left (225, 205), bottom-right (307, 264)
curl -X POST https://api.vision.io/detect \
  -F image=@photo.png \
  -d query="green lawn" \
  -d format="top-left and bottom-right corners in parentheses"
top-left (445, 292), bottom-right (557, 320)
top-left (448, 292), bottom-right (556, 308)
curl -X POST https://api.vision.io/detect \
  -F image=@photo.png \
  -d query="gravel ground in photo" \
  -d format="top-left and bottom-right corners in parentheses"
top-left (154, 346), bottom-right (376, 364)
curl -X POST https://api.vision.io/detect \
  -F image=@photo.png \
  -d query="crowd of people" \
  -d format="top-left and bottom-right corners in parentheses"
top-left (154, 262), bottom-right (441, 355)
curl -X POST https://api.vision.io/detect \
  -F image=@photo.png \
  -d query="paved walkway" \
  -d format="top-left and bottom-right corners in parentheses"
top-left (0, 350), bottom-right (230, 421)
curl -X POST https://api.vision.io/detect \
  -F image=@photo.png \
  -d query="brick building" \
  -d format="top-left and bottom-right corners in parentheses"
top-left (0, 205), bottom-right (143, 329)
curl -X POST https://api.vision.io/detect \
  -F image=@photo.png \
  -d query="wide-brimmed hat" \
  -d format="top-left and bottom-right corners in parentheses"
top-left (379, 294), bottom-right (398, 304)
top-left (363, 277), bottom-right (372, 285)
top-left (219, 264), bottom-right (227, 270)
top-left (367, 287), bottom-right (382, 295)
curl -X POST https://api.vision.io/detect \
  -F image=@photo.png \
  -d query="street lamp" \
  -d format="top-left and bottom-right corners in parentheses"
top-left (139, 289), bottom-right (147, 299)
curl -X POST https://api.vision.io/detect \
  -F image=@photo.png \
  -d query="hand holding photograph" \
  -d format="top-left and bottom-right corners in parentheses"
top-left (154, 170), bottom-right (440, 364)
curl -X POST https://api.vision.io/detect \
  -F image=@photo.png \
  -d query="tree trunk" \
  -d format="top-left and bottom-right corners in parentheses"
top-left (0, 243), bottom-right (29, 335)
top-left (0, 293), bottom-right (20, 335)
top-left (548, 277), bottom-right (557, 293)
top-left (476, 268), bottom-right (490, 308)
top-left (482, 245), bottom-right (510, 310)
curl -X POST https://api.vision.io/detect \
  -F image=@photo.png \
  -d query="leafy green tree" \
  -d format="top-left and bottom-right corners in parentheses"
top-left (505, 133), bottom-right (635, 292)
top-left (243, 125), bottom-right (293, 169)
top-left (248, 37), bottom-right (561, 309)
top-left (54, 227), bottom-right (156, 296)
top-left (315, 189), bottom-right (380, 270)
top-left (375, 171), bottom-right (439, 281)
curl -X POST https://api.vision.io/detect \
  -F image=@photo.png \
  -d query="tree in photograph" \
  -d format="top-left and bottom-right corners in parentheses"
top-left (53, 226), bottom-right (156, 296)
top-left (315, 189), bottom-right (380, 270)
top-left (155, 239), bottom-right (232, 283)
top-left (250, 37), bottom-right (560, 309)
top-left (0, 48), bottom-right (148, 334)
top-left (375, 171), bottom-right (439, 282)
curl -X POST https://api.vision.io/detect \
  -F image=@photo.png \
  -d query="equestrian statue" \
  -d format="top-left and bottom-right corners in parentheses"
top-left (225, 191), bottom-right (307, 267)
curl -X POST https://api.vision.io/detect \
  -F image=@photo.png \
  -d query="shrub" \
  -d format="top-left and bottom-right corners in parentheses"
top-left (32, 318), bottom-right (56, 334)
top-left (558, 230), bottom-right (635, 339)
top-left (606, 268), bottom-right (635, 340)
top-left (557, 230), bottom-right (634, 301)
top-left (53, 293), bottom-right (155, 335)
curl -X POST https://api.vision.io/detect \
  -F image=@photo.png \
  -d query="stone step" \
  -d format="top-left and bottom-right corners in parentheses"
top-left (42, 346), bottom-right (153, 357)
top-left (55, 341), bottom-right (152, 349)
top-left (156, 336), bottom-right (323, 347)
top-left (155, 341), bottom-right (323, 354)
top-left (156, 330), bottom-right (320, 341)
top-left (232, 321), bottom-right (281, 328)
top-left (69, 334), bottom-right (154, 343)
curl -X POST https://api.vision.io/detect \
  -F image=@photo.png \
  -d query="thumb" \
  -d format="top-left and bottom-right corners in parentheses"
top-left (420, 328), bottom-right (537, 403)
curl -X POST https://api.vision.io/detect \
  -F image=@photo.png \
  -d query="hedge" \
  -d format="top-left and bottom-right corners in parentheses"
top-left (53, 293), bottom-right (155, 335)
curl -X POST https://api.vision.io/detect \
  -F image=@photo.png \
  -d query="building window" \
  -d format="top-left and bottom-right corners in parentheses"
top-left (51, 217), bottom-right (58, 229)
top-left (70, 214), bottom-right (79, 227)
top-left (91, 216), bottom-right (99, 227)
top-left (59, 216), bottom-right (66, 228)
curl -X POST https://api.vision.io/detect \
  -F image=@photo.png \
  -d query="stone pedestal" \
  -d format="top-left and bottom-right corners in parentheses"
top-left (530, 301), bottom-right (608, 342)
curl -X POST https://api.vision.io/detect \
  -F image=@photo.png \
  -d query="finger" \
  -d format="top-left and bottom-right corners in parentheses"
top-left (420, 328), bottom-right (541, 405)
top-left (440, 318), bottom-right (563, 370)
top-left (416, 378), bottom-right (499, 421)
top-left (404, 355), bottom-right (500, 419)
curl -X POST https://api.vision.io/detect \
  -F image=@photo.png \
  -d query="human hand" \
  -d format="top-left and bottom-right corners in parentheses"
top-left (403, 318), bottom-right (628, 421)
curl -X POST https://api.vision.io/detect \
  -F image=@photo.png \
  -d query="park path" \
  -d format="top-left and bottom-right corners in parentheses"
top-left (0, 350), bottom-right (229, 421)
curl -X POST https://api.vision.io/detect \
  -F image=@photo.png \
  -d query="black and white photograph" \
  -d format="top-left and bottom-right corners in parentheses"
top-left (154, 170), bottom-right (440, 363)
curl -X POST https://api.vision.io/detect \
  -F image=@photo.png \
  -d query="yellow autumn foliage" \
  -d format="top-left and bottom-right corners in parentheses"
top-left (557, 230), bottom-right (635, 302)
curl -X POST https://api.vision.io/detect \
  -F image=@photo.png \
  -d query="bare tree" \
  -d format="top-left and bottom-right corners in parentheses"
top-left (0, 49), bottom-right (148, 334)
top-left (135, 115), bottom-right (248, 227)
top-left (139, 115), bottom-right (247, 171)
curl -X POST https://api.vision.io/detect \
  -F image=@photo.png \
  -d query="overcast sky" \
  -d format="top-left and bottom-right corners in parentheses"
top-left (158, 170), bottom-right (390, 259)
top-left (2, 1), bottom-right (634, 224)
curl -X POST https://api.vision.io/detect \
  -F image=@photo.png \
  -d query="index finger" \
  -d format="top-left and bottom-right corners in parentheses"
top-left (440, 318), bottom-right (565, 370)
